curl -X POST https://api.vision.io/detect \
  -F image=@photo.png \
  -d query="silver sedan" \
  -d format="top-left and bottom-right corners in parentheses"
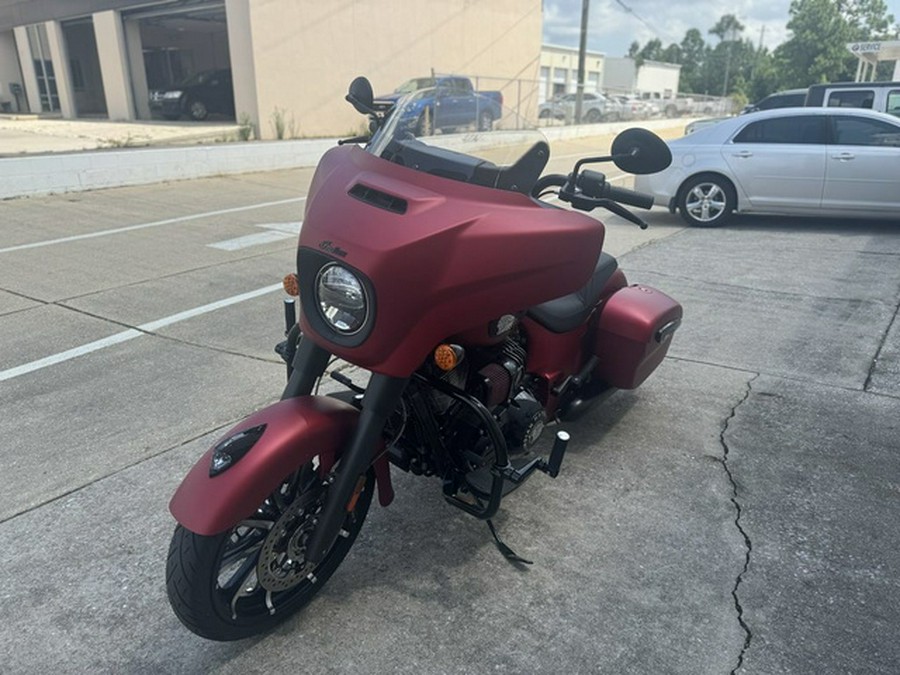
top-left (635, 107), bottom-right (900, 226)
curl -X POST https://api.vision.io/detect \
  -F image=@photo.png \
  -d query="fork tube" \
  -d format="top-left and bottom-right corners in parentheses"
top-left (303, 374), bottom-right (408, 566)
top-left (281, 338), bottom-right (331, 399)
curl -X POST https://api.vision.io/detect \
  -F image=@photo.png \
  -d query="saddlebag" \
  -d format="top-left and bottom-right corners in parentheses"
top-left (593, 284), bottom-right (682, 389)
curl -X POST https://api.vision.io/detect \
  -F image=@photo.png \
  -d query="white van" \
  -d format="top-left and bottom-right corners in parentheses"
top-left (805, 81), bottom-right (900, 117)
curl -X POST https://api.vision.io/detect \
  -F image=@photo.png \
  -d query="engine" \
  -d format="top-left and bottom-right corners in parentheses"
top-left (394, 331), bottom-right (547, 478)
top-left (422, 333), bottom-right (545, 470)
top-left (475, 337), bottom-right (545, 455)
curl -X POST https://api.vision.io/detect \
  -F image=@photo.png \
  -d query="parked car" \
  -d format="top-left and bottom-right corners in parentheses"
top-left (612, 95), bottom-right (641, 121)
top-left (684, 117), bottom-right (729, 135)
top-left (741, 88), bottom-right (807, 114)
top-left (805, 81), bottom-right (900, 117)
top-left (538, 92), bottom-right (613, 123)
top-left (634, 107), bottom-right (900, 227)
top-left (149, 69), bottom-right (234, 121)
top-left (375, 76), bottom-right (502, 135)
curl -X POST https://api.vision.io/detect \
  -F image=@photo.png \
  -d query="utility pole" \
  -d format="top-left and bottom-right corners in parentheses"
top-left (750, 25), bottom-right (765, 81)
top-left (575, 0), bottom-right (589, 124)
top-left (722, 24), bottom-right (736, 97)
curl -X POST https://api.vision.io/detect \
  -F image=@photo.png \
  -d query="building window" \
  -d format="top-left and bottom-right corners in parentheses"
top-left (69, 59), bottom-right (85, 90)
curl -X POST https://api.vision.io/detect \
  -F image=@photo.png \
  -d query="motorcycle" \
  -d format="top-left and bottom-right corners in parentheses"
top-left (166, 77), bottom-right (682, 641)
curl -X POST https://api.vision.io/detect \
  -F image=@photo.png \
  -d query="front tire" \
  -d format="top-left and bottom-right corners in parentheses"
top-left (678, 174), bottom-right (736, 227)
top-left (166, 465), bottom-right (375, 641)
top-left (188, 99), bottom-right (209, 121)
top-left (584, 108), bottom-right (601, 123)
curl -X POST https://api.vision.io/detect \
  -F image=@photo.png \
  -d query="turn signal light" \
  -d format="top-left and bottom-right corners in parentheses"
top-left (434, 344), bottom-right (464, 371)
top-left (282, 273), bottom-right (299, 297)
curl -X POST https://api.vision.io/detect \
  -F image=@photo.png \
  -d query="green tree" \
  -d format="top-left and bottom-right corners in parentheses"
top-left (678, 28), bottom-right (708, 93)
top-left (775, 0), bottom-right (897, 87)
top-left (630, 38), bottom-right (665, 67)
top-left (709, 14), bottom-right (746, 41)
top-left (709, 14), bottom-right (746, 96)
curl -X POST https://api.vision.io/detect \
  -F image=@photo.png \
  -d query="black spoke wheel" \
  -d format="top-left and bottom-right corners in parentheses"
top-left (166, 463), bottom-right (374, 641)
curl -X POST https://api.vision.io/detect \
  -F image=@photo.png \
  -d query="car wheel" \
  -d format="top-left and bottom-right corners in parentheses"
top-left (584, 108), bottom-right (601, 123)
top-left (477, 110), bottom-right (493, 132)
top-left (539, 109), bottom-right (551, 119)
top-left (188, 99), bottom-right (209, 121)
top-left (678, 174), bottom-right (736, 227)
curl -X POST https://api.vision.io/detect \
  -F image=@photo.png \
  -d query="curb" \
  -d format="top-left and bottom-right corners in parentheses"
top-left (0, 138), bottom-right (339, 200)
top-left (0, 118), bottom-right (694, 200)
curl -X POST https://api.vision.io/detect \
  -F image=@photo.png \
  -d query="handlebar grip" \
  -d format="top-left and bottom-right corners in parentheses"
top-left (605, 185), bottom-right (655, 210)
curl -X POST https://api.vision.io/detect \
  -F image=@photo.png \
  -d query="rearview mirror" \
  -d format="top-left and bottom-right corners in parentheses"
top-left (610, 128), bottom-right (672, 175)
top-left (346, 77), bottom-right (375, 115)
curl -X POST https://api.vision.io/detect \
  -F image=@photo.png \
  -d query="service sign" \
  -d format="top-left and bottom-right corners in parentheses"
top-left (848, 42), bottom-right (882, 54)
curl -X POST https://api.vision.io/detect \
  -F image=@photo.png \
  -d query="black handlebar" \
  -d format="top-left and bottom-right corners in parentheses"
top-left (605, 184), bottom-right (654, 210)
top-left (533, 169), bottom-right (653, 230)
top-left (576, 170), bottom-right (654, 209)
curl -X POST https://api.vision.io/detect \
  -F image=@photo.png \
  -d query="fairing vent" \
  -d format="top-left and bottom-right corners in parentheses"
top-left (348, 183), bottom-right (408, 214)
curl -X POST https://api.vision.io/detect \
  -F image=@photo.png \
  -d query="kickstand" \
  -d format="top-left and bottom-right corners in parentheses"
top-left (486, 520), bottom-right (533, 566)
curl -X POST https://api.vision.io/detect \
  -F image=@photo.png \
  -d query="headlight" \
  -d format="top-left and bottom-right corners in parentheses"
top-left (315, 263), bottom-right (369, 335)
top-left (163, 90), bottom-right (183, 99)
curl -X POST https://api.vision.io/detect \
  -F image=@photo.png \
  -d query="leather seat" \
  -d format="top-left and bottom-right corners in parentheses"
top-left (527, 252), bottom-right (618, 333)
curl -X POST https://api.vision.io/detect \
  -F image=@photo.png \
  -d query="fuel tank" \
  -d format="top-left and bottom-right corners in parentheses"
top-left (297, 145), bottom-right (605, 377)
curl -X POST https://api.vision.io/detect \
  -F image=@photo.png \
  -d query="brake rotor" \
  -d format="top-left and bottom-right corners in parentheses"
top-left (256, 488), bottom-right (323, 592)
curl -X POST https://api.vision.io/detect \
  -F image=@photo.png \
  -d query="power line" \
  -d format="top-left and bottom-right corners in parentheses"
top-left (612, 0), bottom-right (664, 39)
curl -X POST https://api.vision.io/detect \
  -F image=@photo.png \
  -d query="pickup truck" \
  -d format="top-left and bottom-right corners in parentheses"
top-left (376, 76), bottom-right (503, 135)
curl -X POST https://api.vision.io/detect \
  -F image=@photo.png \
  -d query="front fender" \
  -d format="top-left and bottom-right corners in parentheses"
top-left (169, 396), bottom-right (393, 536)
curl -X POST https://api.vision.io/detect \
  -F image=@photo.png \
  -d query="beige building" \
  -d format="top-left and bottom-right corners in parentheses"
top-left (538, 46), bottom-right (682, 102)
top-left (539, 44), bottom-right (605, 103)
top-left (0, 0), bottom-right (542, 138)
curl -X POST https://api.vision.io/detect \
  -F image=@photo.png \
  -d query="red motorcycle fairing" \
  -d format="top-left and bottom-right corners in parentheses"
top-left (298, 145), bottom-right (606, 377)
top-left (169, 396), bottom-right (393, 536)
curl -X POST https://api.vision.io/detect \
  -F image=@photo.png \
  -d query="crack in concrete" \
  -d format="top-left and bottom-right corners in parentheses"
top-left (721, 373), bottom-right (759, 674)
top-left (864, 292), bottom-right (900, 392)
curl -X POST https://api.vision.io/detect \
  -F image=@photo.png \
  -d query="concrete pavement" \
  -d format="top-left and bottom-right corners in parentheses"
top-left (0, 138), bottom-right (898, 673)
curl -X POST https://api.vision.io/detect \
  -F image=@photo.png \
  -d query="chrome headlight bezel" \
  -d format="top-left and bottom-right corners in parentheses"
top-left (315, 262), bottom-right (370, 336)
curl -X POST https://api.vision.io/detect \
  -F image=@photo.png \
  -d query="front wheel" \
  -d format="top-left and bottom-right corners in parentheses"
top-left (678, 174), bottom-right (736, 227)
top-left (166, 464), bottom-right (374, 641)
top-left (188, 99), bottom-right (209, 121)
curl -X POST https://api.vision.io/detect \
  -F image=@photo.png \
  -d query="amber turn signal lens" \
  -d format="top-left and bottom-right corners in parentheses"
top-left (282, 273), bottom-right (299, 297)
top-left (434, 344), bottom-right (464, 371)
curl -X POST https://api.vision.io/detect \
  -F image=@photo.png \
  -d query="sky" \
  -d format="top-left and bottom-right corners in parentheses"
top-left (542, 0), bottom-right (900, 59)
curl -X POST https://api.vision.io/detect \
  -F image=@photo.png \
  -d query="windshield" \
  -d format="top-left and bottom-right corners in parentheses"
top-left (177, 70), bottom-right (225, 87)
top-left (394, 78), bottom-right (437, 94)
top-left (366, 86), bottom-right (549, 194)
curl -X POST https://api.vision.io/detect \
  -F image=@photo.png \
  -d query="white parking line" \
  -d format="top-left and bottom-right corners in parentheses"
top-left (0, 197), bottom-right (307, 255)
top-left (0, 283), bottom-right (284, 383)
top-left (208, 231), bottom-right (295, 251)
top-left (208, 221), bottom-right (303, 251)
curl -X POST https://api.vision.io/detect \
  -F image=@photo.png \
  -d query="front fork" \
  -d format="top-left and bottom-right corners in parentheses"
top-left (282, 327), bottom-right (408, 568)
